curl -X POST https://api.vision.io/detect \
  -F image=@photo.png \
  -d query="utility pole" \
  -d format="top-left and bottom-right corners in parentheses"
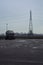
top-left (29, 10), bottom-right (33, 34)
top-left (6, 24), bottom-right (8, 31)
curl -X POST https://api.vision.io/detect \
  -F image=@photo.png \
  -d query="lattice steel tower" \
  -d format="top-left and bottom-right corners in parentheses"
top-left (29, 10), bottom-right (33, 34)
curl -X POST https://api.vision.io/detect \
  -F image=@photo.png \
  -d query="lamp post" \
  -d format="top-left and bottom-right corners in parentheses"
top-left (6, 24), bottom-right (8, 31)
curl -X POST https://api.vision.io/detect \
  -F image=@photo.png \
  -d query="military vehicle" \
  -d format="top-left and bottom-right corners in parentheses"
top-left (5, 30), bottom-right (15, 40)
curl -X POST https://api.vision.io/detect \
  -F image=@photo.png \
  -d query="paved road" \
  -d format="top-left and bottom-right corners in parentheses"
top-left (0, 39), bottom-right (43, 65)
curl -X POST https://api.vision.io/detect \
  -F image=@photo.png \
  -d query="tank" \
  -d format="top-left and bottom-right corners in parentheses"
top-left (5, 30), bottom-right (15, 40)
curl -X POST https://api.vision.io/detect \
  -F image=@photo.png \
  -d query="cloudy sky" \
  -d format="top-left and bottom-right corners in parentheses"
top-left (0, 0), bottom-right (43, 34)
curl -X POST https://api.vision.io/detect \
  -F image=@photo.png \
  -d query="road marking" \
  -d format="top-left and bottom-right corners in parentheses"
top-left (16, 40), bottom-right (26, 43)
top-left (32, 47), bottom-right (38, 49)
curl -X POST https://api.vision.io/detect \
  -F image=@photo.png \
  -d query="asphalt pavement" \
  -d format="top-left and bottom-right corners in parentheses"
top-left (0, 39), bottom-right (43, 65)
